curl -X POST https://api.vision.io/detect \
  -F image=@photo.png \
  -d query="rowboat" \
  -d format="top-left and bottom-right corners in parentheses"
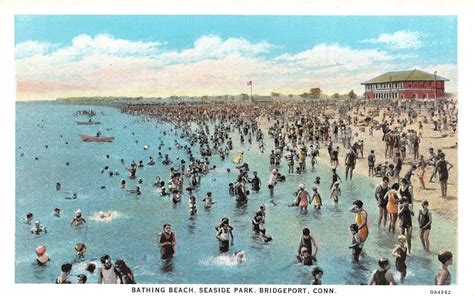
top-left (75, 110), bottom-right (96, 116)
top-left (75, 121), bottom-right (101, 125)
top-left (79, 135), bottom-right (114, 142)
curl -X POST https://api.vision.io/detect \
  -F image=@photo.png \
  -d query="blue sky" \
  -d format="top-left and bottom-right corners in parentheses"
top-left (15, 15), bottom-right (457, 100)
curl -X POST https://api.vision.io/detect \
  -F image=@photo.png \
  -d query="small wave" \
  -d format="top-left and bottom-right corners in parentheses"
top-left (89, 211), bottom-right (122, 222)
top-left (199, 252), bottom-right (246, 267)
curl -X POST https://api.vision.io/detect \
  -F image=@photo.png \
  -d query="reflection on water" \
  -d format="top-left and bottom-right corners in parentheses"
top-left (160, 259), bottom-right (174, 274)
top-left (16, 103), bottom-right (457, 284)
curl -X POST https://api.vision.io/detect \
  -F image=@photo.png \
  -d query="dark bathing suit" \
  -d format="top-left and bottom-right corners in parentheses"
top-left (159, 232), bottom-right (175, 258)
top-left (400, 187), bottom-right (412, 204)
top-left (301, 237), bottom-right (313, 256)
top-left (437, 160), bottom-right (449, 181)
top-left (419, 210), bottom-right (431, 230)
top-left (399, 207), bottom-right (412, 228)
top-left (394, 247), bottom-right (407, 272)
top-left (375, 185), bottom-right (389, 209)
top-left (373, 270), bottom-right (389, 285)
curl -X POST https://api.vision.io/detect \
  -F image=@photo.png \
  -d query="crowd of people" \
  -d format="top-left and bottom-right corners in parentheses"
top-left (24, 97), bottom-right (457, 285)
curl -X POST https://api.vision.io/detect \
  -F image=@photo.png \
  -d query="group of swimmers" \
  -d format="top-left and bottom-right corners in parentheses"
top-left (53, 254), bottom-right (135, 284)
top-left (21, 97), bottom-right (457, 285)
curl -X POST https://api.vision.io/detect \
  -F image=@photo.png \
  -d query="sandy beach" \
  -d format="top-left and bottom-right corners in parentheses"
top-left (310, 105), bottom-right (458, 221)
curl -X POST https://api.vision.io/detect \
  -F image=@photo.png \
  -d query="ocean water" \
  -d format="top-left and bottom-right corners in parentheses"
top-left (15, 102), bottom-right (457, 285)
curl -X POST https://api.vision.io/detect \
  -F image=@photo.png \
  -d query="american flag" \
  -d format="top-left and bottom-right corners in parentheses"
top-left (247, 81), bottom-right (252, 86)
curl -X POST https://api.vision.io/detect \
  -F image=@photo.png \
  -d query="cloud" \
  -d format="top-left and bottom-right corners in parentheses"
top-left (275, 43), bottom-right (393, 73)
top-left (16, 34), bottom-right (162, 61)
top-left (158, 34), bottom-right (273, 65)
top-left (15, 41), bottom-right (56, 59)
top-left (361, 31), bottom-right (423, 50)
top-left (69, 34), bottom-right (162, 56)
top-left (15, 33), bottom-right (455, 100)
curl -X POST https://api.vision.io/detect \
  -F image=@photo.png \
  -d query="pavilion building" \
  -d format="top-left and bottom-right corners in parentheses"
top-left (361, 69), bottom-right (448, 100)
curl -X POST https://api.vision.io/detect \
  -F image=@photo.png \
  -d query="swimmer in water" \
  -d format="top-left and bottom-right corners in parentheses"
top-left (203, 192), bottom-right (216, 209)
top-left (435, 251), bottom-right (453, 285)
top-left (24, 212), bottom-right (34, 224)
top-left (65, 193), bottom-right (77, 200)
top-left (310, 187), bottom-right (322, 210)
top-left (216, 217), bottom-right (234, 252)
top-left (171, 189), bottom-right (182, 204)
top-left (70, 209), bottom-right (86, 227)
top-left (124, 161), bottom-right (137, 179)
top-left (54, 208), bottom-right (61, 218)
top-left (55, 263), bottom-right (72, 284)
top-left (153, 176), bottom-right (162, 187)
top-left (158, 224), bottom-right (176, 259)
top-left (127, 186), bottom-right (141, 196)
top-left (368, 258), bottom-right (396, 285)
top-left (31, 220), bottom-right (47, 235)
top-left (311, 267), bottom-right (324, 285)
top-left (349, 224), bottom-right (362, 263)
top-left (298, 247), bottom-right (313, 266)
top-left (252, 211), bottom-right (272, 243)
top-left (75, 243), bottom-right (87, 259)
top-left (329, 181), bottom-right (341, 204)
top-left (36, 245), bottom-right (50, 265)
top-left (187, 188), bottom-right (197, 215)
top-left (115, 259), bottom-right (136, 284)
top-left (350, 200), bottom-right (369, 253)
top-left (147, 156), bottom-right (156, 165)
top-left (297, 228), bottom-right (318, 264)
top-left (98, 211), bottom-right (112, 219)
top-left (392, 235), bottom-right (408, 283)
top-left (293, 183), bottom-right (309, 211)
top-left (98, 254), bottom-right (119, 284)
top-left (77, 274), bottom-right (88, 284)
top-left (234, 250), bottom-right (246, 264)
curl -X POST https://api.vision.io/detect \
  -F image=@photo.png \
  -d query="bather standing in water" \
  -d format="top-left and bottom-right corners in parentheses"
top-left (216, 220), bottom-right (234, 253)
top-left (158, 224), bottom-right (176, 259)
top-left (70, 209), bottom-right (86, 227)
top-left (31, 220), bottom-right (47, 235)
top-left (350, 200), bottom-right (368, 254)
top-left (297, 228), bottom-right (318, 264)
top-left (368, 258), bottom-right (396, 285)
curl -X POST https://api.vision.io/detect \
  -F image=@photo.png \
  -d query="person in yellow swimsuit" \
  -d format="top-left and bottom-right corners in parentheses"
top-left (350, 200), bottom-right (369, 255)
top-left (233, 151), bottom-right (244, 164)
top-left (384, 183), bottom-right (401, 233)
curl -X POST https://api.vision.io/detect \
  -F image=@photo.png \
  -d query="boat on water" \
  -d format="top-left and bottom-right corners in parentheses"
top-left (75, 110), bottom-right (96, 116)
top-left (75, 120), bottom-right (101, 125)
top-left (79, 134), bottom-right (114, 143)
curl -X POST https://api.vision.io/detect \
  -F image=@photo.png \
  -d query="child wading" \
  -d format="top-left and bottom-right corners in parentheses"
top-left (310, 187), bottom-right (322, 209)
top-left (329, 181), bottom-right (341, 204)
top-left (349, 224), bottom-right (362, 262)
top-left (392, 235), bottom-right (408, 283)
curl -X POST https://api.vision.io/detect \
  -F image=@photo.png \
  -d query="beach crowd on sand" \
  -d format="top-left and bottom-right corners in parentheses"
top-left (24, 97), bottom-right (457, 285)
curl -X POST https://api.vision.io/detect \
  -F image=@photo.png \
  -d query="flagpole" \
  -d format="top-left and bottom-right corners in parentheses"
top-left (250, 83), bottom-right (253, 102)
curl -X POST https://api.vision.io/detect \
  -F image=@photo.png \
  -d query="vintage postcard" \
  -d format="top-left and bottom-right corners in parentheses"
top-left (1, 1), bottom-right (472, 297)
